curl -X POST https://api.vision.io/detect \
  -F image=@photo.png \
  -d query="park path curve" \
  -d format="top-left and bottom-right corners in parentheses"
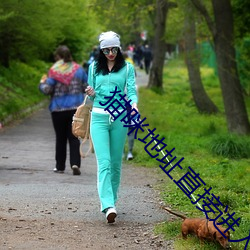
top-left (0, 69), bottom-right (174, 250)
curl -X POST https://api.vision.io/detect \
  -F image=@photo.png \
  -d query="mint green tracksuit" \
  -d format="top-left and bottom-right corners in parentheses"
top-left (88, 62), bottom-right (137, 212)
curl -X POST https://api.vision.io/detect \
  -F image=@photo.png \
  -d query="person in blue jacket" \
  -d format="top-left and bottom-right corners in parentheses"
top-left (39, 45), bottom-right (88, 175)
top-left (86, 31), bottom-right (138, 223)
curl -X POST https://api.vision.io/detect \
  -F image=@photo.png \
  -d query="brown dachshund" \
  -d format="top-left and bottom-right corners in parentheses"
top-left (162, 206), bottom-right (231, 249)
top-left (198, 220), bottom-right (230, 249)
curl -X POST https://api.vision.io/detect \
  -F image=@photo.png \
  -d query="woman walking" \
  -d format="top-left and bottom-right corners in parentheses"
top-left (86, 31), bottom-right (138, 223)
top-left (39, 45), bottom-right (88, 175)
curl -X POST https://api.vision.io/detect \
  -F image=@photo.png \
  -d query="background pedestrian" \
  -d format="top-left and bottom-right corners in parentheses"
top-left (143, 44), bottom-right (153, 74)
top-left (39, 45), bottom-right (88, 175)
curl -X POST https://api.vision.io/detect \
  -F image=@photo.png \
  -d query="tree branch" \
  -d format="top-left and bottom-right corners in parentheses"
top-left (190, 0), bottom-right (216, 37)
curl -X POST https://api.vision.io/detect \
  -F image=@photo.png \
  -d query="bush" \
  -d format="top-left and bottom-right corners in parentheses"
top-left (210, 134), bottom-right (250, 159)
top-left (0, 60), bottom-right (49, 122)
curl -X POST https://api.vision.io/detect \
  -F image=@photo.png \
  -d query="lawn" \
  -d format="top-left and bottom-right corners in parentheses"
top-left (0, 60), bottom-right (49, 123)
top-left (1, 57), bottom-right (249, 249)
top-left (129, 58), bottom-right (250, 250)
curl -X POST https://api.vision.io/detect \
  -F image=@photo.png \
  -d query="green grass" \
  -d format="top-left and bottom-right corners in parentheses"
top-left (210, 134), bottom-right (250, 159)
top-left (0, 60), bottom-right (50, 123)
top-left (1, 57), bottom-right (249, 249)
top-left (130, 58), bottom-right (250, 250)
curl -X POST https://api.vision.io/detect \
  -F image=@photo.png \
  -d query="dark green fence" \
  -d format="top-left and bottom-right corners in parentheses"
top-left (199, 39), bottom-right (250, 95)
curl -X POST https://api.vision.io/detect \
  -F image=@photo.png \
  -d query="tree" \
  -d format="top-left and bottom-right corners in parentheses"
top-left (0, 0), bottom-right (98, 66)
top-left (191, 0), bottom-right (250, 134)
top-left (148, 0), bottom-right (177, 89)
top-left (91, 0), bottom-right (155, 47)
top-left (184, 1), bottom-right (218, 114)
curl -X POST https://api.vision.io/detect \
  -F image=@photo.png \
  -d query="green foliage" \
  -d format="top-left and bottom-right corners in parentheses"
top-left (164, 0), bottom-right (212, 45)
top-left (132, 58), bottom-right (250, 250)
top-left (0, 0), bottom-right (100, 66)
top-left (232, 0), bottom-right (250, 39)
top-left (210, 134), bottom-right (250, 159)
top-left (92, 0), bottom-right (155, 45)
top-left (236, 37), bottom-right (250, 95)
top-left (0, 60), bottom-right (49, 122)
top-left (165, 3), bottom-right (184, 44)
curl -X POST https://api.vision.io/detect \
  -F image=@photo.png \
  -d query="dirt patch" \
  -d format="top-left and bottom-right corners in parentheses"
top-left (0, 216), bottom-right (174, 250)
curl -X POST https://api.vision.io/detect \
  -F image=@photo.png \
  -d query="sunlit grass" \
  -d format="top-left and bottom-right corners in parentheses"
top-left (0, 60), bottom-right (49, 122)
top-left (130, 57), bottom-right (250, 250)
top-left (1, 57), bottom-right (249, 249)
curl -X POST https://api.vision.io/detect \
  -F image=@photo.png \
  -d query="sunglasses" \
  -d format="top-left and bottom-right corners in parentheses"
top-left (102, 47), bottom-right (119, 55)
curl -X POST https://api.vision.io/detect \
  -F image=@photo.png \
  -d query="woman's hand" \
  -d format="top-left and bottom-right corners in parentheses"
top-left (40, 74), bottom-right (47, 84)
top-left (85, 86), bottom-right (95, 97)
top-left (131, 103), bottom-right (139, 115)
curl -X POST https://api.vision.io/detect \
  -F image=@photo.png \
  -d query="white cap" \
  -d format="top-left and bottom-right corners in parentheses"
top-left (99, 31), bottom-right (121, 49)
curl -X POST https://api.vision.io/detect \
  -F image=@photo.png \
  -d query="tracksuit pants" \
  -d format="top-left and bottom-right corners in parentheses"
top-left (51, 110), bottom-right (81, 171)
top-left (127, 127), bottom-right (135, 153)
top-left (90, 111), bottom-right (127, 212)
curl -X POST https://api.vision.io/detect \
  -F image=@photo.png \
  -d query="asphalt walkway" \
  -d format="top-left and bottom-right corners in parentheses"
top-left (0, 70), bottom-right (173, 249)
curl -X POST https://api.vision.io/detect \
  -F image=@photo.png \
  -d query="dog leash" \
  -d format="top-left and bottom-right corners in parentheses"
top-left (137, 118), bottom-right (203, 211)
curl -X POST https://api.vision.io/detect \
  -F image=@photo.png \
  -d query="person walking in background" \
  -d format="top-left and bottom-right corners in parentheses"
top-left (135, 44), bottom-right (144, 69)
top-left (88, 46), bottom-right (99, 64)
top-left (143, 44), bottom-right (152, 74)
top-left (85, 31), bottom-right (138, 223)
top-left (39, 45), bottom-right (88, 175)
top-left (125, 101), bottom-right (137, 160)
top-left (83, 46), bottom-right (99, 73)
top-left (123, 51), bottom-right (137, 160)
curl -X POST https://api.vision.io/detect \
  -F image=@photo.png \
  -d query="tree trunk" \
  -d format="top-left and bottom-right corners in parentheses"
top-left (147, 0), bottom-right (168, 89)
top-left (184, 3), bottom-right (218, 114)
top-left (212, 0), bottom-right (250, 134)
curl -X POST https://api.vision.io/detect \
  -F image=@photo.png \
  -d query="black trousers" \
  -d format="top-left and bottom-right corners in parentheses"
top-left (51, 110), bottom-right (80, 171)
top-left (144, 59), bottom-right (151, 74)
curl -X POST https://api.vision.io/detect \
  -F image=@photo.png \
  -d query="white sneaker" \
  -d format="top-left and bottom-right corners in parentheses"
top-left (127, 152), bottom-right (133, 160)
top-left (105, 207), bottom-right (117, 223)
top-left (53, 168), bottom-right (64, 173)
top-left (72, 165), bottom-right (81, 175)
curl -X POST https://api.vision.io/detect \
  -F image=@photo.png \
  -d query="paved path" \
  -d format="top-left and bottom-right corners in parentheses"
top-left (0, 71), bottom-right (174, 249)
top-left (135, 68), bottom-right (149, 88)
top-left (0, 107), bottom-right (165, 224)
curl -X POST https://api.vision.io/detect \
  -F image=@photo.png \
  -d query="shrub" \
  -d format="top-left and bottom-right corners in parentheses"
top-left (210, 134), bottom-right (250, 159)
